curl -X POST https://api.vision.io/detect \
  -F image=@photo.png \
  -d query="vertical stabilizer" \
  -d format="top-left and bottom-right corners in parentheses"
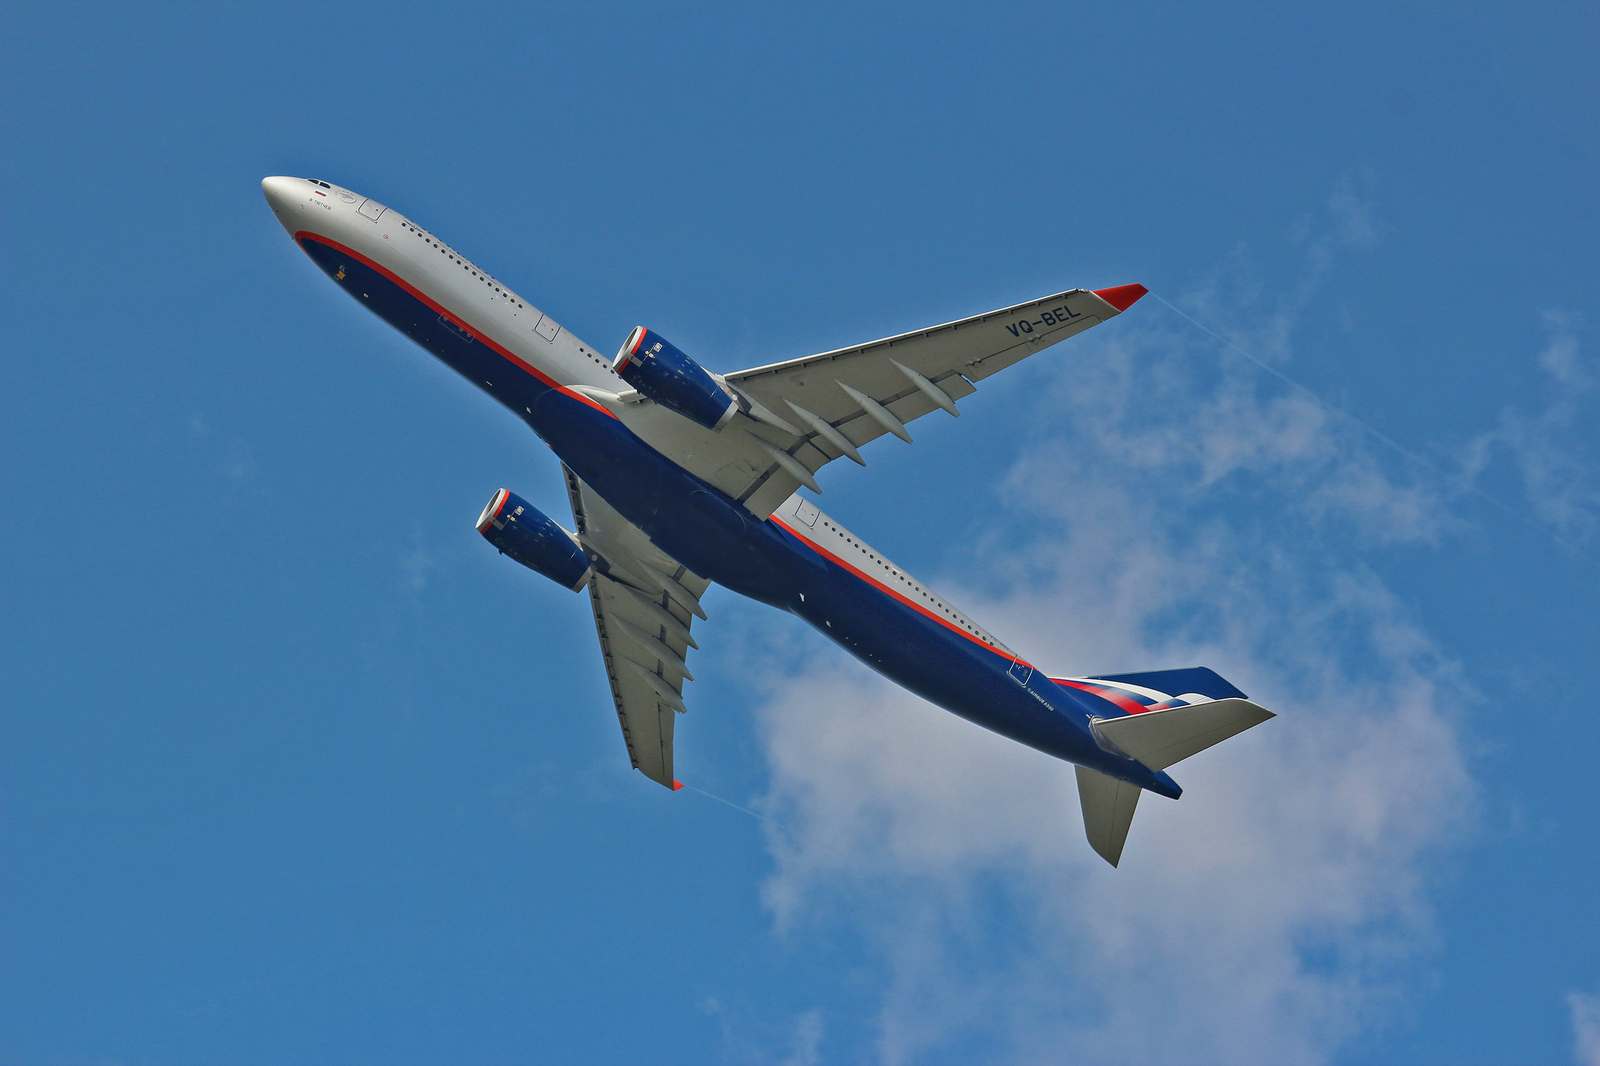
top-left (1076, 765), bottom-right (1142, 867)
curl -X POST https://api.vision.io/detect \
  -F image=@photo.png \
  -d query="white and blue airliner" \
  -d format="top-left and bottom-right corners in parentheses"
top-left (263, 176), bottom-right (1273, 865)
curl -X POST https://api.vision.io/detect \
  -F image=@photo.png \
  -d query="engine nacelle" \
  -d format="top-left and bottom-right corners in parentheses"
top-left (476, 489), bottom-right (592, 591)
top-left (613, 327), bottom-right (738, 432)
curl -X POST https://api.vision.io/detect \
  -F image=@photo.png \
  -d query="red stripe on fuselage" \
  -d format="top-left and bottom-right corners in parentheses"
top-left (769, 516), bottom-right (1029, 668)
top-left (294, 231), bottom-right (617, 421)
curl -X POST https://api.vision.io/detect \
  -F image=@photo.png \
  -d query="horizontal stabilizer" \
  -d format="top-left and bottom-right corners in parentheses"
top-left (1076, 765), bottom-right (1141, 867)
top-left (1091, 698), bottom-right (1274, 772)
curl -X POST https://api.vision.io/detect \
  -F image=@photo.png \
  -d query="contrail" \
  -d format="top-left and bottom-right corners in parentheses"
top-left (681, 782), bottom-right (773, 825)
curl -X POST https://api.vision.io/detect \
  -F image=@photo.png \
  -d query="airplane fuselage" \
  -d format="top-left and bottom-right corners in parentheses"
top-left (263, 177), bottom-right (1181, 798)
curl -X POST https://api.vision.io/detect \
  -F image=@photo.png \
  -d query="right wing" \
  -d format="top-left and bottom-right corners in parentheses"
top-left (564, 465), bottom-right (708, 789)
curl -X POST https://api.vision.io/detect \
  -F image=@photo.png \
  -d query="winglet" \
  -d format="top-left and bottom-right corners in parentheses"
top-left (1092, 284), bottom-right (1149, 313)
top-left (672, 780), bottom-right (684, 791)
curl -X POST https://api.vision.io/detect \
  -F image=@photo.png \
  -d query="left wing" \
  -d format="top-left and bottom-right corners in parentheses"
top-left (563, 466), bottom-right (708, 788)
top-left (717, 284), bottom-right (1147, 517)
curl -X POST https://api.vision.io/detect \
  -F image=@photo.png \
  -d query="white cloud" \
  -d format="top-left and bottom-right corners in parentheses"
top-left (1016, 315), bottom-right (1455, 548)
top-left (1463, 311), bottom-right (1599, 546)
top-left (1572, 991), bottom-right (1600, 1066)
top-left (754, 505), bottom-right (1468, 1064)
top-left (739, 191), bottom-right (1476, 1063)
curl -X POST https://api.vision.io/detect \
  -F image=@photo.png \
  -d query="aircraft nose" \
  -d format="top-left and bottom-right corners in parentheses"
top-left (261, 176), bottom-right (302, 232)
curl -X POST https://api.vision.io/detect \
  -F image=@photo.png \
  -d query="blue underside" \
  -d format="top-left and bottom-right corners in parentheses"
top-left (302, 237), bottom-right (1180, 796)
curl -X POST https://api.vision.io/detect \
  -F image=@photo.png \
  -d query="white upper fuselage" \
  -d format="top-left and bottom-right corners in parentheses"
top-left (262, 175), bottom-right (623, 391)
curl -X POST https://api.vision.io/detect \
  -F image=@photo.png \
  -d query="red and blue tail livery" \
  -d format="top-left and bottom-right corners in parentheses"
top-left (263, 176), bottom-right (1272, 865)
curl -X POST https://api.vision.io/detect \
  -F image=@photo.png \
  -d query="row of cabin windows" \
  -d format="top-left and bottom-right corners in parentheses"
top-left (576, 346), bottom-right (618, 373)
top-left (397, 220), bottom-right (530, 311)
top-left (392, 220), bottom-right (618, 375)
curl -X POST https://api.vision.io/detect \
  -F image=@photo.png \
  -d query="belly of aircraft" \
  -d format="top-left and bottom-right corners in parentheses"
top-left (503, 386), bottom-right (1119, 779)
top-left (296, 219), bottom-right (1158, 791)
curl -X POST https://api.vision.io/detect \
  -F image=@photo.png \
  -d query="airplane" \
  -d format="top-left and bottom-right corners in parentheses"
top-left (262, 175), bottom-right (1273, 865)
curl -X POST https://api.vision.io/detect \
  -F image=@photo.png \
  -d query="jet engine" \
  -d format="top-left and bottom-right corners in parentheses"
top-left (613, 327), bottom-right (738, 431)
top-left (476, 489), bottom-right (592, 591)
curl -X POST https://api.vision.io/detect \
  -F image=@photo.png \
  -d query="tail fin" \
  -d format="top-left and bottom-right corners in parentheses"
top-left (1054, 666), bottom-right (1247, 713)
top-left (1068, 670), bottom-right (1275, 866)
top-left (1076, 766), bottom-right (1142, 866)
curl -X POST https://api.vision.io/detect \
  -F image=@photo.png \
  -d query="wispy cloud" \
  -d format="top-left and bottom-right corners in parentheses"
top-left (1463, 311), bottom-right (1598, 547)
top-left (1180, 168), bottom-right (1383, 371)
top-left (705, 999), bottom-right (827, 1066)
top-left (1571, 991), bottom-right (1600, 1066)
top-left (737, 183), bottom-right (1477, 1063)
top-left (399, 534), bottom-right (435, 593)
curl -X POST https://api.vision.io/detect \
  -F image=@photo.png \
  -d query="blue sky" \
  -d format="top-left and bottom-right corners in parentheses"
top-left (3, 3), bottom-right (1597, 1063)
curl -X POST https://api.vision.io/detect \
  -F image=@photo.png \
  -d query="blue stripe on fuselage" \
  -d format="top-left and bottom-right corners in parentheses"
top-left (298, 234), bottom-right (560, 420)
top-left (302, 231), bottom-right (1179, 796)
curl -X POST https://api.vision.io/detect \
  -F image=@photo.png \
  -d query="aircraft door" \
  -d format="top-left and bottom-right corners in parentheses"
top-left (1008, 659), bottom-right (1034, 687)
top-left (357, 197), bottom-right (387, 222)
top-left (791, 496), bottom-right (820, 528)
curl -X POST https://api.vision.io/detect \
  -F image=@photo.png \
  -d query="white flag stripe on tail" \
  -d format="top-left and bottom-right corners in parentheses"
top-left (1062, 676), bottom-right (1190, 704)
